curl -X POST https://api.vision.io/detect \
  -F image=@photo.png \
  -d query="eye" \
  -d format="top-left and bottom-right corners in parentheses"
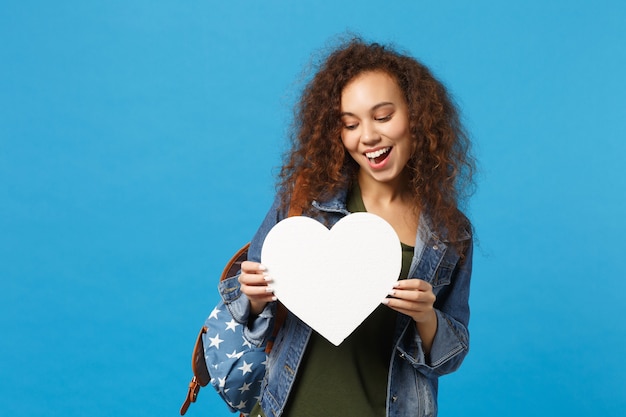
top-left (374, 114), bottom-right (392, 122)
top-left (342, 121), bottom-right (359, 130)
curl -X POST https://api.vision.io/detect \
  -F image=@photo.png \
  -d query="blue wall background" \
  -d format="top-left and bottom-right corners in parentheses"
top-left (1, 1), bottom-right (624, 416)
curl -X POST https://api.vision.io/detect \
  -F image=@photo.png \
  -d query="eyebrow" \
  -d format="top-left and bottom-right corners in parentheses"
top-left (340, 102), bottom-right (395, 117)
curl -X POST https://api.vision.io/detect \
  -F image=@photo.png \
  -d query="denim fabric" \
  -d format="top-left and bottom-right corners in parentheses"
top-left (218, 188), bottom-right (473, 417)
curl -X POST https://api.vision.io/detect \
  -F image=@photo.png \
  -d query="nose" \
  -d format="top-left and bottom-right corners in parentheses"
top-left (361, 121), bottom-right (380, 145)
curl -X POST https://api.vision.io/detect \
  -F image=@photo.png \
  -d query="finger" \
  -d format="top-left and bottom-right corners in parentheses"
top-left (241, 283), bottom-right (275, 297)
top-left (239, 262), bottom-right (272, 286)
top-left (388, 288), bottom-right (435, 304)
top-left (383, 295), bottom-right (435, 316)
top-left (383, 297), bottom-right (428, 315)
top-left (393, 279), bottom-right (432, 292)
top-left (239, 272), bottom-right (271, 286)
top-left (241, 261), bottom-right (267, 274)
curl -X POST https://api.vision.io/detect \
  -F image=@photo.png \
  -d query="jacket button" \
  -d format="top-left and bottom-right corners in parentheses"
top-left (432, 244), bottom-right (439, 251)
top-left (392, 395), bottom-right (398, 402)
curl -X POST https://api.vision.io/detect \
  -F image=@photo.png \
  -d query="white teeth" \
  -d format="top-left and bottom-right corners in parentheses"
top-left (365, 147), bottom-right (390, 159)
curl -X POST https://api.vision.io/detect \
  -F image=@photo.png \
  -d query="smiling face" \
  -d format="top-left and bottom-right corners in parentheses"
top-left (340, 71), bottom-right (414, 189)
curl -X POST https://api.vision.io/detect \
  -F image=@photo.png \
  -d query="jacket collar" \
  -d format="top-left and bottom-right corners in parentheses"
top-left (311, 187), bottom-right (351, 216)
top-left (312, 186), bottom-right (470, 244)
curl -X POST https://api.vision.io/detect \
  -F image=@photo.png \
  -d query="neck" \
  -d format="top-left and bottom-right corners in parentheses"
top-left (357, 170), bottom-right (411, 205)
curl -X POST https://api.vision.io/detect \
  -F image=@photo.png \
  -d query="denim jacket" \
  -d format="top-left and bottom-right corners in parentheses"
top-left (219, 187), bottom-right (473, 417)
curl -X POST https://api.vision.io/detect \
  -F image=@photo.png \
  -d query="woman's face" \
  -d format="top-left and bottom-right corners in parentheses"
top-left (340, 71), bottom-right (414, 187)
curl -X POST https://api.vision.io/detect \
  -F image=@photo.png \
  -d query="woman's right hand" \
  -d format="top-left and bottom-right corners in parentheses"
top-left (238, 261), bottom-right (276, 316)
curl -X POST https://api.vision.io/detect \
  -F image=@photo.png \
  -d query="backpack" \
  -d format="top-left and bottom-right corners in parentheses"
top-left (180, 188), bottom-right (303, 415)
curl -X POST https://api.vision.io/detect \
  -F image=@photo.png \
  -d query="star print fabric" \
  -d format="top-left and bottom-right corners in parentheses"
top-left (203, 302), bottom-right (268, 414)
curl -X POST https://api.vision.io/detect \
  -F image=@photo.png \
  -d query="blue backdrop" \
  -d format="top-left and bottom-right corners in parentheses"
top-left (1, 1), bottom-right (624, 416)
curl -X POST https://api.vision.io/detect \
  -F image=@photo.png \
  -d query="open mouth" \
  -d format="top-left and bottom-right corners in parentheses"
top-left (365, 147), bottom-right (392, 165)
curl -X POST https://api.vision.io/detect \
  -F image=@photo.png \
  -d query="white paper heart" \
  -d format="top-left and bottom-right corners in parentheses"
top-left (261, 213), bottom-right (401, 346)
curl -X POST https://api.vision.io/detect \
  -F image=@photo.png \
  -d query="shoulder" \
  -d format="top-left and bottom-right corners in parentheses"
top-left (420, 209), bottom-right (472, 244)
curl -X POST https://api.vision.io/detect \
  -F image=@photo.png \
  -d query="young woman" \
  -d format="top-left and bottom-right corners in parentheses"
top-left (222, 38), bottom-right (475, 417)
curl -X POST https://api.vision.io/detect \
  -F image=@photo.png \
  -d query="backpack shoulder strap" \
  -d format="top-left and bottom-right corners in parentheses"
top-left (220, 243), bottom-right (251, 282)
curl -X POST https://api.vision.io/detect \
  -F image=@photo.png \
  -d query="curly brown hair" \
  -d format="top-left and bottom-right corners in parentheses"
top-left (279, 38), bottom-right (476, 244)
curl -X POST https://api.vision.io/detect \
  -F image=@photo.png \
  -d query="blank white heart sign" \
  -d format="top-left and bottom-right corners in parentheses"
top-left (261, 213), bottom-right (401, 346)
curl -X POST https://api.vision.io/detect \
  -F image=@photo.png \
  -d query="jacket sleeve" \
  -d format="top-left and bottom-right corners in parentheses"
top-left (399, 237), bottom-right (473, 377)
top-left (218, 193), bottom-right (287, 347)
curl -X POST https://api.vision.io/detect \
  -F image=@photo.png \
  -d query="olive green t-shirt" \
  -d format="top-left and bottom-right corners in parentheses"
top-left (251, 184), bottom-right (414, 416)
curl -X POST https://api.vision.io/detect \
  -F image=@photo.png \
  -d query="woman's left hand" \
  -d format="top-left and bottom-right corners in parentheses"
top-left (383, 279), bottom-right (436, 323)
top-left (383, 278), bottom-right (438, 354)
